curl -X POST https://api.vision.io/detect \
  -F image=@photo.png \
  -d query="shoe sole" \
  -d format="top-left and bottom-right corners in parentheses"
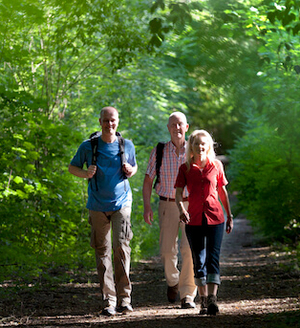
top-left (181, 304), bottom-right (196, 309)
top-left (101, 310), bottom-right (116, 317)
top-left (117, 306), bottom-right (133, 314)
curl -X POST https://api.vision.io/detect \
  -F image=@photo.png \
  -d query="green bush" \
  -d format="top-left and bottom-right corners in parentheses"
top-left (229, 110), bottom-right (300, 243)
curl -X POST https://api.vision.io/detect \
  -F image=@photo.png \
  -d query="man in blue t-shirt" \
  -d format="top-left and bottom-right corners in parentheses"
top-left (69, 106), bottom-right (137, 316)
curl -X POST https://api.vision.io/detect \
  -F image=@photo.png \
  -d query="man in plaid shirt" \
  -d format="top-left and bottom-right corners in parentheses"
top-left (143, 112), bottom-right (197, 309)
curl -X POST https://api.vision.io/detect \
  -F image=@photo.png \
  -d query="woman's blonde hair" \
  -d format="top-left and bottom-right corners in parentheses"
top-left (186, 130), bottom-right (216, 170)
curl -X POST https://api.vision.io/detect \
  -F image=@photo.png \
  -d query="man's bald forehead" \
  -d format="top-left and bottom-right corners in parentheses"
top-left (168, 112), bottom-right (187, 124)
top-left (100, 106), bottom-right (119, 118)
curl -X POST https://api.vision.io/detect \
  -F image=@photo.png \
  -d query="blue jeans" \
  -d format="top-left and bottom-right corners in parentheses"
top-left (185, 214), bottom-right (224, 286)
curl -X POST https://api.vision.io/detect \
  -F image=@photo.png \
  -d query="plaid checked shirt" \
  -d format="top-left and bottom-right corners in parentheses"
top-left (146, 140), bottom-right (188, 199)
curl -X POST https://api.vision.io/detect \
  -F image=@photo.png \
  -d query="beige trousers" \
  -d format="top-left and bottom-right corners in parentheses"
top-left (158, 200), bottom-right (197, 301)
top-left (89, 206), bottom-right (133, 308)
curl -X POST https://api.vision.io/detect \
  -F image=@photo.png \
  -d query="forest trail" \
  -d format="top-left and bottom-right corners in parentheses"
top-left (1, 216), bottom-right (299, 328)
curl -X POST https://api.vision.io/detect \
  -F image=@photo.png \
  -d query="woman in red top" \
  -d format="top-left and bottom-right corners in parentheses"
top-left (175, 129), bottom-right (233, 315)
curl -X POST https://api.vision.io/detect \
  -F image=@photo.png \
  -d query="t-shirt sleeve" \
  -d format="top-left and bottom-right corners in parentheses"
top-left (174, 164), bottom-right (187, 189)
top-left (145, 147), bottom-right (157, 180)
top-left (215, 160), bottom-right (228, 187)
top-left (70, 141), bottom-right (88, 168)
top-left (125, 140), bottom-right (137, 167)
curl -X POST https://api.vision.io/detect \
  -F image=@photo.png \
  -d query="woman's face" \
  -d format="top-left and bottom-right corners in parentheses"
top-left (192, 134), bottom-right (210, 157)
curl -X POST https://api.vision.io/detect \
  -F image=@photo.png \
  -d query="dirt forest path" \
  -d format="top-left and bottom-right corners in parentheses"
top-left (1, 216), bottom-right (300, 328)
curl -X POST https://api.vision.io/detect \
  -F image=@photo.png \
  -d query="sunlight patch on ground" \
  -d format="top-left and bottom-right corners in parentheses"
top-left (221, 297), bottom-right (300, 315)
top-left (1, 297), bottom-right (298, 327)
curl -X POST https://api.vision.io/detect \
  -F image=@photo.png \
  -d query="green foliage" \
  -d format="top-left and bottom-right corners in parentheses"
top-left (227, 0), bottom-right (300, 246)
top-left (0, 0), bottom-right (152, 116)
top-left (0, 94), bottom-right (91, 281)
top-left (229, 110), bottom-right (300, 241)
top-left (1, 0), bottom-right (300, 284)
top-left (0, 86), bottom-right (94, 277)
top-left (147, 0), bottom-right (266, 153)
top-left (0, 0), bottom-right (158, 282)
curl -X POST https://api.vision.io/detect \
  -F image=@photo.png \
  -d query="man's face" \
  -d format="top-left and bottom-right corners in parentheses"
top-left (167, 114), bottom-right (189, 142)
top-left (99, 108), bottom-right (119, 136)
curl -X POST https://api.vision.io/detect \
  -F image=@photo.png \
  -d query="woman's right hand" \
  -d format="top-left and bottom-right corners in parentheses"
top-left (179, 211), bottom-right (190, 224)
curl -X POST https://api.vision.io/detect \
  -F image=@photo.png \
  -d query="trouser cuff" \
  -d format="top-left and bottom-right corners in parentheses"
top-left (194, 277), bottom-right (207, 286)
top-left (207, 273), bottom-right (221, 285)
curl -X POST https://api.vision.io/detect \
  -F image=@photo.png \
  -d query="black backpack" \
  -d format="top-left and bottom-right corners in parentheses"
top-left (153, 142), bottom-right (165, 189)
top-left (89, 131), bottom-right (126, 190)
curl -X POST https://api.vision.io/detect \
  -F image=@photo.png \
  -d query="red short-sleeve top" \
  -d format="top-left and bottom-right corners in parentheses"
top-left (175, 159), bottom-right (228, 226)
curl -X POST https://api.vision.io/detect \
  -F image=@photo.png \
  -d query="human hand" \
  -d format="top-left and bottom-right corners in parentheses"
top-left (179, 211), bottom-right (190, 224)
top-left (144, 207), bottom-right (154, 225)
top-left (122, 163), bottom-right (134, 177)
top-left (87, 165), bottom-right (97, 179)
top-left (226, 215), bottom-right (233, 234)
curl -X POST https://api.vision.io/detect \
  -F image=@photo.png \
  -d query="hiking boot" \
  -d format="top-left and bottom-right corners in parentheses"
top-left (167, 283), bottom-right (179, 303)
top-left (181, 297), bottom-right (196, 309)
top-left (117, 304), bottom-right (133, 314)
top-left (100, 305), bottom-right (116, 316)
top-left (199, 295), bottom-right (207, 315)
top-left (117, 304), bottom-right (133, 315)
top-left (207, 294), bottom-right (219, 316)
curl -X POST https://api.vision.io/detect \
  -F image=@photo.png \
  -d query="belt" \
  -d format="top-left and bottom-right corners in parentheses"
top-left (159, 196), bottom-right (188, 202)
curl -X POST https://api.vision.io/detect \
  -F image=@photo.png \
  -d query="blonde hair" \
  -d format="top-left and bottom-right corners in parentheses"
top-left (186, 130), bottom-right (216, 170)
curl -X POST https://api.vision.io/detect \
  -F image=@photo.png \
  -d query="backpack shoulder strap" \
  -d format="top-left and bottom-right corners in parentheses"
top-left (88, 132), bottom-right (101, 191)
top-left (116, 133), bottom-right (126, 166)
top-left (153, 142), bottom-right (165, 189)
top-left (90, 132), bottom-right (101, 166)
top-left (117, 133), bottom-right (127, 180)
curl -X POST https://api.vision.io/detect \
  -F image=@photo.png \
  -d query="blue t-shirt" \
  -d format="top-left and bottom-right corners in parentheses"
top-left (70, 137), bottom-right (137, 211)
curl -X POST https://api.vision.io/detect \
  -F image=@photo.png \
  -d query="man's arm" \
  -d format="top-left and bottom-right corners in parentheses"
top-left (68, 164), bottom-right (96, 179)
top-left (143, 174), bottom-right (154, 225)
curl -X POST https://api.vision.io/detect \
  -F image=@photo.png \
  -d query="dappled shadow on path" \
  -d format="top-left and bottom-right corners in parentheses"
top-left (0, 218), bottom-right (299, 327)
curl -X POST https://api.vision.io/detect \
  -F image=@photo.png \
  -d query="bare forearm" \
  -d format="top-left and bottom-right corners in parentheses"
top-left (219, 186), bottom-right (232, 218)
top-left (68, 164), bottom-right (88, 179)
top-left (175, 188), bottom-right (185, 214)
top-left (219, 185), bottom-right (234, 233)
top-left (143, 175), bottom-right (153, 209)
top-left (69, 164), bottom-right (97, 179)
top-left (176, 187), bottom-right (190, 223)
top-left (143, 174), bottom-right (154, 224)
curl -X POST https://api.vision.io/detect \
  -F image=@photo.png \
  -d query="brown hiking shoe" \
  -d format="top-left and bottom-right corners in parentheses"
top-left (199, 295), bottom-right (208, 315)
top-left (117, 304), bottom-right (133, 315)
top-left (100, 305), bottom-right (116, 316)
top-left (207, 294), bottom-right (219, 316)
top-left (167, 283), bottom-right (179, 303)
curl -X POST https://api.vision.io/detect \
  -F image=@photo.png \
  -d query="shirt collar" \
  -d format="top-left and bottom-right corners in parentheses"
top-left (192, 158), bottom-right (213, 170)
top-left (170, 140), bottom-right (186, 156)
